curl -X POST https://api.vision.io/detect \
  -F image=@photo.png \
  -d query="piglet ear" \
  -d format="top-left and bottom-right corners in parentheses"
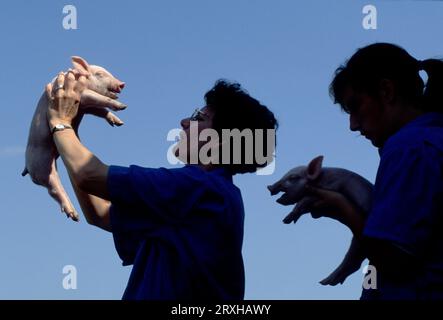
top-left (71, 56), bottom-right (91, 76)
top-left (306, 155), bottom-right (324, 181)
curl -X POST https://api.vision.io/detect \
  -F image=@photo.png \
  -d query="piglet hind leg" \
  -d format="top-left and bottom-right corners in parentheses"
top-left (319, 237), bottom-right (365, 286)
top-left (47, 161), bottom-right (79, 222)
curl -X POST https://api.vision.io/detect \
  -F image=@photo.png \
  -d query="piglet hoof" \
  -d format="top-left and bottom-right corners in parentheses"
top-left (283, 209), bottom-right (302, 224)
top-left (115, 103), bottom-right (127, 111)
top-left (108, 99), bottom-right (127, 111)
top-left (21, 167), bottom-right (29, 177)
top-left (106, 112), bottom-right (124, 127)
top-left (62, 206), bottom-right (80, 222)
top-left (319, 274), bottom-right (345, 286)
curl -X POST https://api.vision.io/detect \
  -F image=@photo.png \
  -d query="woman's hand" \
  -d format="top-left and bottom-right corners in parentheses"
top-left (46, 70), bottom-right (87, 128)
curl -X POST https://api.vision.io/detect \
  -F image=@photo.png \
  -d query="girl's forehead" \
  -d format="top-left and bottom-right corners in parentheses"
top-left (342, 86), bottom-right (358, 103)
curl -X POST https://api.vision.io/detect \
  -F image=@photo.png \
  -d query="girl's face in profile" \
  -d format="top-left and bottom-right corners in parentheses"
top-left (342, 87), bottom-right (389, 148)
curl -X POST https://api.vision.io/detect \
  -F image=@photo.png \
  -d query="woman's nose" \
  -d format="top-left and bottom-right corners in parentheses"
top-left (180, 118), bottom-right (190, 128)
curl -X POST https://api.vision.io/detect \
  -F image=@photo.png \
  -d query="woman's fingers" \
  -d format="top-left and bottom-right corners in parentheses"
top-left (61, 70), bottom-right (86, 102)
top-left (72, 68), bottom-right (89, 78)
top-left (45, 83), bottom-right (53, 100)
top-left (64, 71), bottom-right (76, 93)
top-left (47, 70), bottom-right (87, 100)
top-left (74, 75), bottom-right (87, 94)
top-left (55, 71), bottom-right (65, 87)
top-left (53, 72), bottom-right (65, 98)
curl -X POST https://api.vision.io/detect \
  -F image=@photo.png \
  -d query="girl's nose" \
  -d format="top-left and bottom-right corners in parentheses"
top-left (349, 113), bottom-right (360, 132)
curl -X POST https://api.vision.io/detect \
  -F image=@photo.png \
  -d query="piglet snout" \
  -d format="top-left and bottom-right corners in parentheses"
top-left (267, 184), bottom-right (279, 196)
top-left (114, 82), bottom-right (125, 93)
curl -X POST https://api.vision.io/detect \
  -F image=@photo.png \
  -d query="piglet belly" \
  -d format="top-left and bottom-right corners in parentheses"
top-left (24, 93), bottom-right (57, 185)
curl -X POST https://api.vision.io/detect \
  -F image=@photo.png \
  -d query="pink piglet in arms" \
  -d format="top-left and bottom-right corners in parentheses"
top-left (22, 56), bottom-right (127, 221)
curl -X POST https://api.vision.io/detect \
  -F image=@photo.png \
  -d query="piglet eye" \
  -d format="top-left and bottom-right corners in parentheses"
top-left (95, 71), bottom-right (104, 78)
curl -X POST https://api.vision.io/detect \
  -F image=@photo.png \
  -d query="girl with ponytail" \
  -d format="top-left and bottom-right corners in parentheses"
top-left (307, 43), bottom-right (443, 300)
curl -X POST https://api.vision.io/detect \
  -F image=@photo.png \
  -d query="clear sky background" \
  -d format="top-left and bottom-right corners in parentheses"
top-left (0, 0), bottom-right (442, 299)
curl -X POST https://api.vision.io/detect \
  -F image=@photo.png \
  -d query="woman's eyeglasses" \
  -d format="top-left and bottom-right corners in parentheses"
top-left (190, 108), bottom-right (206, 121)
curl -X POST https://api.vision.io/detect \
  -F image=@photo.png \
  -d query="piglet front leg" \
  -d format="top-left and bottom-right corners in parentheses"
top-left (283, 196), bottom-right (317, 224)
top-left (83, 107), bottom-right (124, 126)
top-left (81, 89), bottom-right (127, 111)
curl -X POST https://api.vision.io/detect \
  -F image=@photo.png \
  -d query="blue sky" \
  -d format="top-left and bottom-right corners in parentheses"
top-left (1, 0), bottom-right (442, 299)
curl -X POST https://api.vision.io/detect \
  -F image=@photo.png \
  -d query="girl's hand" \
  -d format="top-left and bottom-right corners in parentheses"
top-left (306, 185), bottom-right (366, 235)
top-left (306, 185), bottom-right (353, 224)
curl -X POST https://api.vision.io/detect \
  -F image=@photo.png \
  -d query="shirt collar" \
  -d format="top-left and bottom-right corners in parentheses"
top-left (378, 112), bottom-right (443, 155)
top-left (185, 164), bottom-right (233, 181)
top-left (400, 112), bottom-right (443, 129)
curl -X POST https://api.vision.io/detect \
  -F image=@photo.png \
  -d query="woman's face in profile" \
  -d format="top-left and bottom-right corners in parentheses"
top-left (174, 106), bottom-right (216, 164)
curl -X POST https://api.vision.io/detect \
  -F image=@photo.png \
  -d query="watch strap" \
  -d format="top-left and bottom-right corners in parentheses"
top-left (51, 124), bottom-right (73, 135)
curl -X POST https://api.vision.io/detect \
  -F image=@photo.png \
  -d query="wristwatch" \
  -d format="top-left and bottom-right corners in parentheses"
top-left (51, 123), bottom-right (73, 134)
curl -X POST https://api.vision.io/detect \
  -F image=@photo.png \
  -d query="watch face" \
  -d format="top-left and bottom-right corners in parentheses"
top-left (56, 124), bottom-right (64, 129)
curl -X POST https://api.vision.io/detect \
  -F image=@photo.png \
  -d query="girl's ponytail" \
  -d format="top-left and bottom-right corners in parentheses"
top-left (421, 59), bottom-right (443, 112)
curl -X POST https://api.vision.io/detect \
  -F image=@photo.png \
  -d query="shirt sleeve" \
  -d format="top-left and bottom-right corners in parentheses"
top-left (108, 165), bottom-right (207, 221)
top-left (107, 165), bottom-right (206, 265)
top-left (364, 142), bottom-right (443, 256)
